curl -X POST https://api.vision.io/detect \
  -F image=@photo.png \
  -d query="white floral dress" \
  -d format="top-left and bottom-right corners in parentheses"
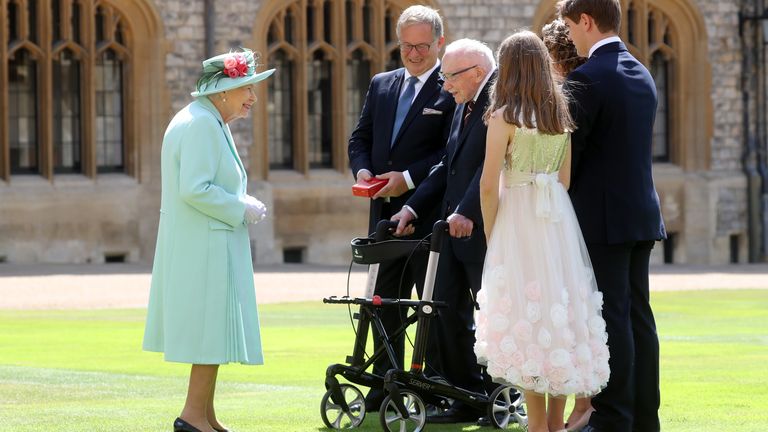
top-left (474, 128), bottom-right (610, 397)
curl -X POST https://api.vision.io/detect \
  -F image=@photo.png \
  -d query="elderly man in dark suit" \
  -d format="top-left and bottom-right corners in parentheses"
top-left (392, 38), bottom-right (498, 424)
top-left (347, 5), bottom-right (455, 412)
top-left (559, 0), bottom-right (667, 431)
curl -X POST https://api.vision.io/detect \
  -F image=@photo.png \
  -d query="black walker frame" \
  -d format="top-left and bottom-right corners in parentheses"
top-left (320, 220), bottom-right (527, 431)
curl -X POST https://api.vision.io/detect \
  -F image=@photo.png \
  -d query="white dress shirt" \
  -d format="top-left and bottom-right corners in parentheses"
top-left (588, 35), bottom-right (622, 58)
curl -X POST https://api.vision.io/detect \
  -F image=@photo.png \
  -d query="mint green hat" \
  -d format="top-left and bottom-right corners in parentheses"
top-left (191, 48), bottom-right (275, 97)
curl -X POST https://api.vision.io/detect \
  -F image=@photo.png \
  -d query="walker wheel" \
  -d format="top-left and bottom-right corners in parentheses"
top-left (320, 383), bottom-right (366, 429)
top-left (379, 390), bottom-right (426, 432)
top-left (488, 385), bottom-right (528, 429)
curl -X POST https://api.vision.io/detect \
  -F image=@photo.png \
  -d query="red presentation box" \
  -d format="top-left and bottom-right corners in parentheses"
top-left (352, 177), bottom-right (389, 198)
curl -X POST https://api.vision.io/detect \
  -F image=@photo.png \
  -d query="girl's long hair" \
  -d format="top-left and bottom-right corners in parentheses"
top-left (484, 30), bottom-right (573, 135)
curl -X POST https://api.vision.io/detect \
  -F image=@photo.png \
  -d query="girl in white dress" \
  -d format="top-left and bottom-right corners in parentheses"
top-left (475, 30), bottom-right (609, 432)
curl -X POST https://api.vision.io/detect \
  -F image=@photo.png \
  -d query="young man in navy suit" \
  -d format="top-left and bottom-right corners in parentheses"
top-left (559, 1), bottom-right (667, 431)
top-left (347, 5), bottom-right (455, 412)
top-left (392, 39), bottom-right (498, 424)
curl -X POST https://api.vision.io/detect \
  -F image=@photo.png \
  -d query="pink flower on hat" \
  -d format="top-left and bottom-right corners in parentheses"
top-left (195, 48), bottom-right (266, 96)
top-left (236, 57), bottom-right (248, 74)
top-left (223, 56), bottom-right (238, 70)
top-left (223, 53), bottom-right (249, 78)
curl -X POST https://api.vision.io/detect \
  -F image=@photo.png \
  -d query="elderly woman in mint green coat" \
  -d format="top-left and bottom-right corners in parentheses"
top-left (143, 48), bottom-right (274, 432)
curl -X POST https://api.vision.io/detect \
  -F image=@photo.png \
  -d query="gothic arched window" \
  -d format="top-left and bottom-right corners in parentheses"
top-left (267, 49), bottom-right (294, 169)
top-left (8, 48), bottom-right (39, 174)
top-left (53, 48), bottom-right (82, 173)
top-left (262, 0), bottom-right (407, 174)
top-left (0, 0), bottom-right (133, 180)
top-left (307, 50), bottom-right (333, 168)
top-left (624, 2), bottom-right (675, 163)
top-left (650, 51), bottom-right (670, 161)
top-left (94, 4), bottom-right (128, 173)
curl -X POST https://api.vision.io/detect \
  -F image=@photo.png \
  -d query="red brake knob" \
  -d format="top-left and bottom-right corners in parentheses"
top-left (372, 295), bottom-right (382, 306)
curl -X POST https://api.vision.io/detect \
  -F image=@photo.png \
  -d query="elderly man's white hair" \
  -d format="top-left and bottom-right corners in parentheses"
top-left (444, 38), bottom-right (496, 71)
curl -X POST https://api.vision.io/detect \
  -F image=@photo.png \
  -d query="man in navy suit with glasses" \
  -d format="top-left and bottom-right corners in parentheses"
top-left (347, 4), bottom-right (455, 412)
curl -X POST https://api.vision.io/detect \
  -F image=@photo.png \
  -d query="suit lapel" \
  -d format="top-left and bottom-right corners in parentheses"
top-left (446, 103), bottom-right (463, 164)
top-left (448, 73), bottom-right (494, 167)
top-left (391, 69), bottom-right (442, 149)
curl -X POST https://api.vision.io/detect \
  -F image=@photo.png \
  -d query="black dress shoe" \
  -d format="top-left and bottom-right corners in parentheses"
top-left (364, 389), bottom-right (386, 412)
top-left (425, 403), bottom-right (445, 417)
top-left (173, 417), bottom-right (203, 432)
top-left (426, 407), bottom-right (480, 424)
top-left (476, 416), bottom-right (491, 427)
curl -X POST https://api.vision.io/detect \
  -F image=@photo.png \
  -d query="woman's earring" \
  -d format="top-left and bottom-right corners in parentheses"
top-left (221, 93), bottom-right (227, 102)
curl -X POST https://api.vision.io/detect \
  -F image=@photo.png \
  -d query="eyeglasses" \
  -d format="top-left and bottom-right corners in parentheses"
top-left (438, 64), bottom-right (478, 82)
top-left (398, 42), bottom-right (434, 55)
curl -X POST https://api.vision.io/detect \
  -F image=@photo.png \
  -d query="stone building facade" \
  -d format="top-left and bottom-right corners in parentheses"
top-left (0, 0), bottom-right (765, 265)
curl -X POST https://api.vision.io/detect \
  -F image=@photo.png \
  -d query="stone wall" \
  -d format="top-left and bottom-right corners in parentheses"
top-left (439, 0), bottom-right (541, 46)
top-left (694, 0), bottom-right (742, 173)
top-left (0, 177), bottom-right (144, 263)
top-left (692, 0), bottom-right (754, 262)
top-left (0, 0), bottom-right (754, 265)
top-left (139, 0), bottom-right (755, 265)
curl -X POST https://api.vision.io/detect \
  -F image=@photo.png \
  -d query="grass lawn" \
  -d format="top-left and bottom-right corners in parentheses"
top-left (0, 289), bottom-right (766, 431)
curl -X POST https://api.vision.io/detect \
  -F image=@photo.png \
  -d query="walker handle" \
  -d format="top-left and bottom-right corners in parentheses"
top-left (374, 219), bottom-right (400, 242)
top-left (430, 220), bottom-right (450, 252)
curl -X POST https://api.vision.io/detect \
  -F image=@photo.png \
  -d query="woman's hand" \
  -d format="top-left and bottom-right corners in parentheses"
top-left (244, 195), bottom-right (267, 224)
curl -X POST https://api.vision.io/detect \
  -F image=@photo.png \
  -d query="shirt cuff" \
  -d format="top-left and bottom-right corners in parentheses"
top-left (403, 170), bottom-right (415, 190)
top-left (403, 205), bottom-right (418, 219)
top-left (356, 169), bottom-right (373, 180)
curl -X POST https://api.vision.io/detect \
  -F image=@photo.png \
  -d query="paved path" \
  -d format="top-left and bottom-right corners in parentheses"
top-left (0, 263), bottom-right (766, 310)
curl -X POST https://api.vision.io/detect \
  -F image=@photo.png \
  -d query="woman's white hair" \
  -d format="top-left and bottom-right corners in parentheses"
top-left (444, 38), bottom-right (496, 71)
top-left (396, 5), bottom-right (444, 40)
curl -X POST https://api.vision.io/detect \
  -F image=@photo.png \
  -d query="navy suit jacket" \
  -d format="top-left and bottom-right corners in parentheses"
top-left (348, 67), bottom-right (456, 237)
top-left (405, 73), bottom-right (496, 263)
top-left (565, 42), bottom-right (666, 244)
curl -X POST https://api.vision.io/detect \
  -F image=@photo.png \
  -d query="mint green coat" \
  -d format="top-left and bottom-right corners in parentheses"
top-left (143, 97), bottom-right (263, 365)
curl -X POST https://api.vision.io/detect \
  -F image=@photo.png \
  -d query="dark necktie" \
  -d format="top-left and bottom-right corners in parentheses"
top-left (391, 76), bottom-right (419, 146)
top-left (463, 100), bottom-right (475, 130)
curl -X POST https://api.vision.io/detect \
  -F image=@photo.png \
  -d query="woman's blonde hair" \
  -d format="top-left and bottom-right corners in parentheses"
top-left (485, 30), bottom-right (573, 135)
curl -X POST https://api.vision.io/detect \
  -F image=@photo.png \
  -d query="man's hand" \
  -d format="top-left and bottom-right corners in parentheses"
top-left (391, 208), bottom-right (416, 236)
top-left (447, 213), bottom-right (474, 238)
top-left (373, 171), bottom-right (409, 199)
top-left (356, 169), bottom-right (373, 182)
